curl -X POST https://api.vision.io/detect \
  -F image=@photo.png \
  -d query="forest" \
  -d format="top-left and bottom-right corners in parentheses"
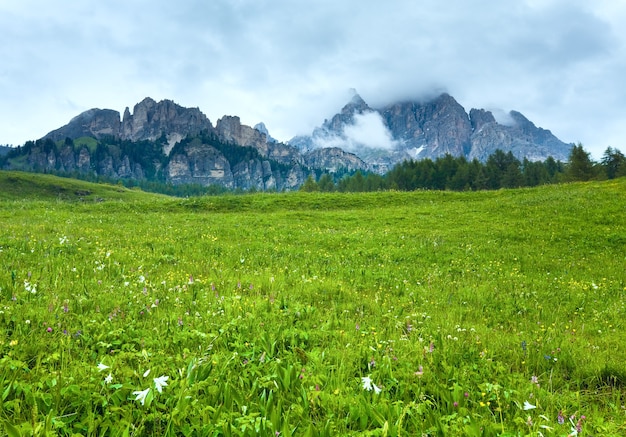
top-left (302, 145), bottom-right (626, 192)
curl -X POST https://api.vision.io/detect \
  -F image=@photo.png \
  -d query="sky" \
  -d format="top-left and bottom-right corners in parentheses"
top-left (1, 0), bottom-right (625, 159)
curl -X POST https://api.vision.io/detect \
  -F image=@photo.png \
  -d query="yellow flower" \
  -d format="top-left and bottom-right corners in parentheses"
top-left (9, 339), bottom-right (18, 346)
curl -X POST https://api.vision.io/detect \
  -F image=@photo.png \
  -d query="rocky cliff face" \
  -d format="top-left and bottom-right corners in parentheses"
top-left (290, 92), bottom-right (572, 169)
top-left (304, 147), bottom-right (369, 173)
top-left (467, 109), bottom-right (572, 162)
top-left (165, 136), bottom-right (306, 191)
top-left (29, 97), bottom-right (369, 190)
top-left (45, 98), bottom-right (214, 151)
top-left (381, 93), bottom-right (473, 158)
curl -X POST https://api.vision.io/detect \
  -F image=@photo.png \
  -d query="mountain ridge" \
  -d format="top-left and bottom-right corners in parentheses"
top-left (290, 92), bottom-right (572, 171)
top-left (1, 91), bottom-right (574, 191)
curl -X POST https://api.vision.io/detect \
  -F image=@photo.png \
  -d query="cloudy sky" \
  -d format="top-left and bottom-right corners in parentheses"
top-left (1, 0), bottom-right (625, 158)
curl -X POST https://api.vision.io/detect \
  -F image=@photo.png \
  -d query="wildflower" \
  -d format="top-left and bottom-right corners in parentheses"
top-left (453, 401), bottom-right (459, 407)
top-left (523, 401), bottom-right (537, 410)
top-left (558, 410), bottom-right (565, 424)
top-left (531, 375), bottom-right (540, 387)
top-left (97, 363), bottom-right (110, 372)
top-left (132, 388), bottom-right (150, 405)
top-left (361, 376), bottom-right (381, 394)
top-left (414, 365), bottom-right (424, 377)
top-left (47, 327), bottom-right (52, 333)
top-left (143, 369), bottom-right (151, 377)
top-left (428, 342), bottom-right (435, 353)
top-left (153, 375), bottom-right (169, 393)
top-left (526, 416), bottom-right (533, 427)
top-left (521, 340), bottom-right (527, 351)
top-left (9, 339), bottom-right (18, 346)
top-left (104, 373), bottom-right (113, 384)
top-left (361, 376), bottom-right (373, 391)
top-left (25, 320), bottom-right (30, 324)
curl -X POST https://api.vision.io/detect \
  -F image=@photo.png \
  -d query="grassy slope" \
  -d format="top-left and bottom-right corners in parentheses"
top-left (0, 170), bottom-right (167, 202)
top-left (0, 173), bottom-right (625, 435)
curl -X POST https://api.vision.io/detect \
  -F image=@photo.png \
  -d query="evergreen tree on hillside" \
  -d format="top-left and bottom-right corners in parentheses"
top-left (300, 175), bottom-right (319, 192)
top-left (565, 143), bottom-right (596, 181)
top-left (318, 173), bottom-right (336, 192)
top-left (601, 147), bottom-right (626, 179)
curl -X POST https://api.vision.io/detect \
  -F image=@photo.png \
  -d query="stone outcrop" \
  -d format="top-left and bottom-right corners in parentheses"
top-left (44, 98), bottom-right (214, 150)
top-left (468, 110), bottom-right (572, 162)
top-left (304, 147), bottom-right (368, 173)
top-left (166, 141), bottom-right (234, 187)
top-left (121, 98), bottom-right (214, 148)
top-left (216, 116), bottom-right (270, 157)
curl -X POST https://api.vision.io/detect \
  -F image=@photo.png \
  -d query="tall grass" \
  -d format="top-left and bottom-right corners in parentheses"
top-left (1, 173), bottom-right (625, 435)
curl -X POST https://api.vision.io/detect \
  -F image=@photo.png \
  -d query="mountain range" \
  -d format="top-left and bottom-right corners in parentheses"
top-left (1, 92), bottom-right (572, 190)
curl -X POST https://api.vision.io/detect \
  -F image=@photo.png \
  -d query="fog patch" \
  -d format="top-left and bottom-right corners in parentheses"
top-left (491, 109), bottom-right (517, 126)
top-left (312, 111), bottom-right (400, 152)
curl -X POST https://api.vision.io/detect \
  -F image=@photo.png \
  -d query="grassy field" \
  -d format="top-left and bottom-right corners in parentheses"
top-left (0, 171), bottom-right (625, 436)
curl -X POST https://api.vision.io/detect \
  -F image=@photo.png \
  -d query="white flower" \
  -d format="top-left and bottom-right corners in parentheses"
top-left (153, 375), bottom-right (169, 393)
top-left (143, 368), bottom-right (151, 377)
top-left (361, 376), bottom-right (373, 391)
top-left (361, 376), bottom-right (381, 393)
top-left (523, 401), bottom-right (537, 410)
top-left (104, 373), bottom-right (113, 384)
top-left (97, 363), bottom-right (110, 372)
top-left (133, 388), bottom-right (150, 405)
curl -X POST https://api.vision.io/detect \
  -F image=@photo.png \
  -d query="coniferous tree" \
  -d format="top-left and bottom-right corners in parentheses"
top-left (565, 143), bottom-right (596, 181)
top-left (601, 147), bottom-right (626, 179)
top-left (300, 174), bottom-right (319, 192)
top-left (318, 173), bottom-right (336, 192)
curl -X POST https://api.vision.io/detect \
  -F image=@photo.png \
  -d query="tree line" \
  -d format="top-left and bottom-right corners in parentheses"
top-left (301, 145), bottom-right (626, 192)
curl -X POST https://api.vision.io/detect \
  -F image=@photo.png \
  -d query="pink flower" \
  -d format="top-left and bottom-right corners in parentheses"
top-left (414, 365), bottom-right (424, 377)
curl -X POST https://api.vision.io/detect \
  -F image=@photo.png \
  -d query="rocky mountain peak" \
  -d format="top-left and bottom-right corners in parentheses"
top-left (253, 122), bottom-right (277, 143)
top-left (292, 91), bottom-right (571, 167)
top-left (469, 108), bottom-right (496, 131)
top-left (216, 116), bottom-right (269, 156)
top-left (44, 98), bottom-right (214, 154)
top-left (323, 91), bottom-right (373, 133)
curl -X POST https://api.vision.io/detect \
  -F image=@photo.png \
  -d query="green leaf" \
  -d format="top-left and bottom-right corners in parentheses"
top-left (3, 420), bottom-right (22, 437)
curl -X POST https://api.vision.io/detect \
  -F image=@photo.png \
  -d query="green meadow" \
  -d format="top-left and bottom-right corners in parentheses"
top-left (1, 171), bottom-right (625, 436)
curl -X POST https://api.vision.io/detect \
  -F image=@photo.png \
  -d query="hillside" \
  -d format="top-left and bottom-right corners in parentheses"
top-left (0, 171), bottom-right (166, 202)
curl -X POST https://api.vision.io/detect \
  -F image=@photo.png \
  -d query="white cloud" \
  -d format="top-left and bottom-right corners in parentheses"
top-left (343, 112), bottom-right (400, 151)
top-left (312, 111), bottom-right (400, 152)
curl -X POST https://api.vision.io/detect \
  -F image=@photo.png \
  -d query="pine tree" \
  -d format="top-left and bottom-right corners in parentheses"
top-left (565, 144), bottom-right (596, 182)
